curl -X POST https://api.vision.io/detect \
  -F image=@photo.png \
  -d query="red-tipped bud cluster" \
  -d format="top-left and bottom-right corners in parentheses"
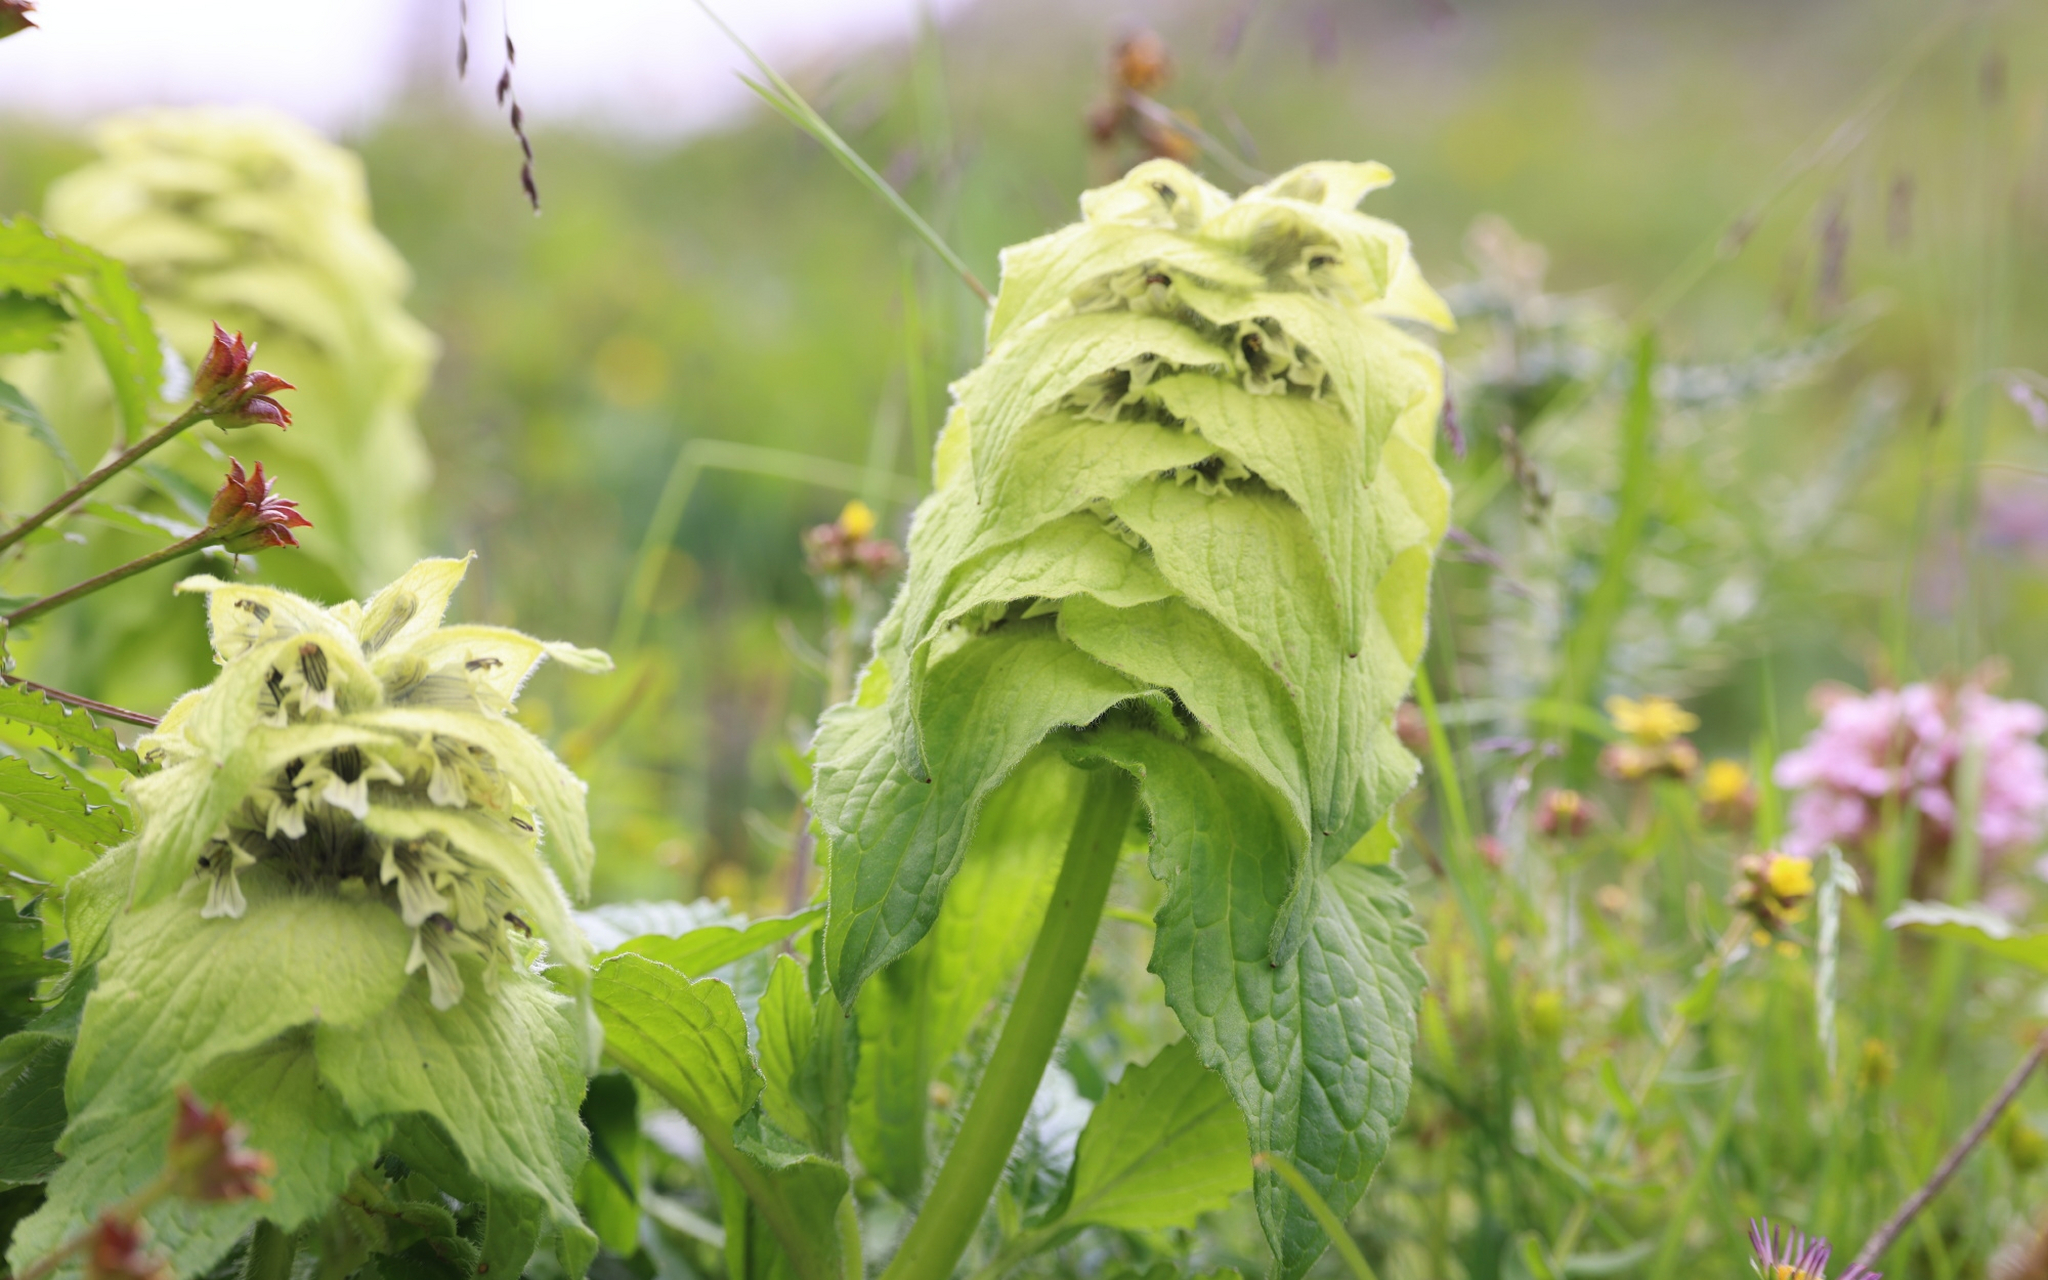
top-left (83, 1216), bottom-right (167, 1280)
top-left (208, 459), bottom-right (311, 554)
top-left (166, 1087), bottom-right (276, 1203)
top-left (0, 0), bottom-right (36, 39)
top-left (1535, 788), bottom-right (1594, 839)
top-left (803, 501), bottom-right (902, 585)
top-left (193, 323), bottom-right (294, 429)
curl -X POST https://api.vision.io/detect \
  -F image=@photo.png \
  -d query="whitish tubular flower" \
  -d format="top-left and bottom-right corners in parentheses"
top-left (9, 557), bottom-right (610, 1280)
top-left (810, 159), bottom-right (1450, 1279)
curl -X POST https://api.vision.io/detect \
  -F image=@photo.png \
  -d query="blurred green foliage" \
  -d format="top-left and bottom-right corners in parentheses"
top-left (5, 0), bottom-right (2048, 1273)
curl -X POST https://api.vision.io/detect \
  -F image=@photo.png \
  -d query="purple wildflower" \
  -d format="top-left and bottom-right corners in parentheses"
top-left (1748, 1218), bottom-right (1880, 1280)
top-left (1773, 679), bottom-right (2048, 863)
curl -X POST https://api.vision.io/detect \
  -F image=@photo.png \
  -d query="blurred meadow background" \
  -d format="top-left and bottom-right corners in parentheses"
top-left (6, 0), bottom-right (2048, 1274)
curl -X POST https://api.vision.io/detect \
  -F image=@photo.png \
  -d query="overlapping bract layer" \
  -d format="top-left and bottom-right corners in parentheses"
top-left (810, 160), bottom-right (1449, 1277)
top-left (8, 558), bottom-right (609, 1280)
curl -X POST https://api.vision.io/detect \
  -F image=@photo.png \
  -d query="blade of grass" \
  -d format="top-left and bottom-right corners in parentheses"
top-left (611, 438), bottom-right (922, 654)
top-left (1554, 330), bottom-right (1658, 781)
top-left (697, 1), bottom-right (991, 305)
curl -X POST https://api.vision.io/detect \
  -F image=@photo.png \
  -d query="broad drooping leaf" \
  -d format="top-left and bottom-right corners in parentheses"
top-left (591, 955), bottom-right (847, 1280)
top-left (12, 558), bottom-right (611, 1280)
top-left (808, 158), bottom-right (1449, 1276)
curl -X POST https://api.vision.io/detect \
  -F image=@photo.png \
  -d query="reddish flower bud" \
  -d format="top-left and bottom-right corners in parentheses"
top-left (84, 1216), bottom-right (167, 1280)
top-left (1535, 788), bottom-right (1594, 839)
top-left (208, 459), bottom-right (312, 554)
top-left (802, 502), bottom-right (902, 584)
top-left (1394, 701), bottom-right (1430, 755)
top-left (192, 323), bottom-right (294, 429)
top-left (167, 1087), bottom-right (275, 1203)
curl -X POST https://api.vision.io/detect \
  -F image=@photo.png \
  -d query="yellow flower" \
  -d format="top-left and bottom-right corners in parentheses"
top-left (838, 500), bottom-right (877, 540)
top-left (1700, 759), bottom-right (1750, 805)
top-left (1765, 853), bottom-right (1815, 901)
top-left (1604, 695), bottom-right (1699, 745)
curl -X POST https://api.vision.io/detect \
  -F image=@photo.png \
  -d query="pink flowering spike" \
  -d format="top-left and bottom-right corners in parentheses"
top-left (208, 459), bottom-right (312, 553)
top-left (1776, 677), bottom-right (2048, 864)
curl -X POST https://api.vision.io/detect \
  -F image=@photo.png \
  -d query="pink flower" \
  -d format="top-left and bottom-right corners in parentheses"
top-left (1774, 678), bottom-right (2048, 863)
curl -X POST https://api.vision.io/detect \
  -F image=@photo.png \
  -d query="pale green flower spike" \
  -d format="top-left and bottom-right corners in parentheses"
top-left (810, 159), bottom-right (1449, 1280)
top-left (44, 107), bottom-right (440, 587)
top-left (7, 556), bottom-right (611, 1280)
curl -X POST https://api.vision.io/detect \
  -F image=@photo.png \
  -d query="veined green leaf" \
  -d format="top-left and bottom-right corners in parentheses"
top-left (0, 1030), bottom-right (70, 1183)
top-left (1083, 729), bottom-right (1424, 1280)
top-left (0, 682), bottom-right (148, 774)
top-left (575, 1071), bottom-right (642, 1255)
top-left (593, 954), bottom-right (848, 1280)
top-left (0, 896), bottom-right (59, 1038)
top-left (756, 955), bottom-right (825, 1150)
top-left (0, 757), bottom-right (127, 850)
top-left (1058, 1038), bottom-right (1251, 1232)
top-left (593, 954), bottom-right (760, 1132)
top-left (988, 222), bottom-right (1265, 348)
top-left (816, 619), bottom-right (1144, 1002)
top-left (848, 947), bottom-right (929, 1200)
top-left (0, 218), bottom-right (162, 443)
top-left (610, 905), bottom-right (823, 975)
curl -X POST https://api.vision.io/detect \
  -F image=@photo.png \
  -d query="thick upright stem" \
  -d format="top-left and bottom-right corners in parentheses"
top-left (0, 404), bottom-right (207, 557)
top-left (881, 765), bottom-right (1138, 1280)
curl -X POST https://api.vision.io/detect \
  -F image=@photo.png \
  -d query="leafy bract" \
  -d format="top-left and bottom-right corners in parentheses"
top-left (316, 969), bottom-right (591, 1235)
top-left (809, 158), bottom-right (1446, 1271)
top-left (815, 618), bottom-right (1144, 997)
top-left (1059, 1038), bottom-right (1251, 1233)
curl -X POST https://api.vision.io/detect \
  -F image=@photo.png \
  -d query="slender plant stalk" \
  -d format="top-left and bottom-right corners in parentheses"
top-left (1851, 1029), bottom-right (2048, 1271)
top-left (0, 404), bottom-right (207, 557)
top-left (1253, 1153), bottom-right (1380, 1280)
top-left (880, 766), bottom-right (1137, 1280)
top-left (4, 528), bottom-right (218, 629)
top-left (0, 673), bottom-right (159, 728)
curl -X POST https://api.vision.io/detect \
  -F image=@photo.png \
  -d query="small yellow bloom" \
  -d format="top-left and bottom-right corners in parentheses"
top-left (838, 500), bottom-right (877, 540)
top-left (1700, 759), bottom-right (1750, 805)
top-left (1604, 695), bottom-right (1700, 745)
top-left (1765, 854), bottom-right (1815, 901)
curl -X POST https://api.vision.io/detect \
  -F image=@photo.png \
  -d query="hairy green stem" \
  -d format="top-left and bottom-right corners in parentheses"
top-left (881, 765), bottom-right (1137, 1280)
top-left (0, 404), bottom-right (207, 558)
top-left (4, 528), bottom-right (218, 629)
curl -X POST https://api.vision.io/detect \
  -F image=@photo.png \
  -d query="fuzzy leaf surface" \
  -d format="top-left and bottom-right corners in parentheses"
top-left (315, 968), bottom-right (591, 1228)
